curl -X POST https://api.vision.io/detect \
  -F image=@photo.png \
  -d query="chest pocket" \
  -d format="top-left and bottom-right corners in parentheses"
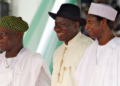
top-left (0, 68), bottom-right (13, 86)
top-left (13, 71), bottom-right (22, 86)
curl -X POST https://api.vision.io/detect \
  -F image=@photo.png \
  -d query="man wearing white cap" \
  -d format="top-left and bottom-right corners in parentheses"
top-left (75, 3), bottom-right (120, 86)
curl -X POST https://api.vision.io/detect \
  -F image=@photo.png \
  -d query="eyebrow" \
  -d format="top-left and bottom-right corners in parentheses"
top-left (0, 29), bottom-right (11, 33)
top-left (86, 19), bottom-right (90, 22)
top-left (0, 30), bottom-right (8, 32)
top-left (55, 19), bottom-right (68, 23)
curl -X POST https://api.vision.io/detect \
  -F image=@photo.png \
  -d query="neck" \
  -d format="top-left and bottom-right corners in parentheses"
top-left (5, 45), bottom-right (23, 58)
top-left (65, 31), bottom-right (79, 45)
top-left (97, 32), bottom-right (115, 45)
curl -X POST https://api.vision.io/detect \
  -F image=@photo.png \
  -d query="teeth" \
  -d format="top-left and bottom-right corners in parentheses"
top-left (58, 33), bottom-right (62, 34)
top-left (87, 29), bottom-right (91, 32)
top-left (57, 33), bottom-right (63, 37)
top-left (87, 29), bottom-right (90, 31)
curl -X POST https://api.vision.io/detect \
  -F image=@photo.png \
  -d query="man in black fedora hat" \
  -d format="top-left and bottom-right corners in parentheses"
top-left (48, 3), bottom-right (93, 86)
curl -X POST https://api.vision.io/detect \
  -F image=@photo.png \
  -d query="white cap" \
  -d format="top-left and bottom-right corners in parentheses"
top-left (88, 3), bottom-right (117, 21)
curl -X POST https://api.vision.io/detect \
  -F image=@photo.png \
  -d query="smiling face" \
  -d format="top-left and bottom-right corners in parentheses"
top-left (85, 14), bottom-right (103, 39)
top-left (0, 27), bottom-right (17, 51)
top-left (54, 17), bottom-right (79, 44)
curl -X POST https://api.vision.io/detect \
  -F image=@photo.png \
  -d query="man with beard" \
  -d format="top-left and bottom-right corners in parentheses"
top-left (75, 3), bottom-right (120, 86)
top-left (48, 3), bottom-right (93, 86)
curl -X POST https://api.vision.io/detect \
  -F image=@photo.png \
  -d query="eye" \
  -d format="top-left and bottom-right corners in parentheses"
top-left (2, 32), bottom-right (6, 35)
top-left (87, 20), bottom-right (91, 23)
top-left (0, 31), bottom-right (8, 36)
top-left (61, 22), bottom-right (66, 25)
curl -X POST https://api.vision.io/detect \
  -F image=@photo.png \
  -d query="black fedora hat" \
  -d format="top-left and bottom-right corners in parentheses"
top-left (48, 3), bottom-right (86, 26)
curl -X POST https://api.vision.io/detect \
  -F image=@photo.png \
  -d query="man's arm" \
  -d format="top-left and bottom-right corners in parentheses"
top-left (35, 60), bottom-right (51, 86)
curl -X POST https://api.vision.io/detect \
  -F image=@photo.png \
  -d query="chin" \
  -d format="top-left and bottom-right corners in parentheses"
top-left (90, 36), bottom-right (94, 38)
top-left (89, 33), bottom-right (94, 38)
top-left (0, 48), bottom-right (5, 51)
top-left (58, 37), bottom-right (64, 41)
top-left (0, 47), bottom-right (7, 51)
top-left (89, 35), bottom-right (95, 38)
top-left (59, 39), bottom-right (64, 42)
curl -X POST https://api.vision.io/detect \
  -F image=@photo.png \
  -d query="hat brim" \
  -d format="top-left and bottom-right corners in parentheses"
top-left (48, 12), bottom-right (86, 26)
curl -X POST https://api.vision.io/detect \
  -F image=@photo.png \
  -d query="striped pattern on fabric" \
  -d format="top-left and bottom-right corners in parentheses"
top-left (0, 16), bottom-right (29, 34)
top-left (35, 67), bottom-right (51, 86)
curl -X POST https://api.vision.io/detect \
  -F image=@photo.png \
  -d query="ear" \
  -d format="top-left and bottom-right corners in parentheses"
top-left (100, 18), bottom-right (107, 27)
top-left (15, 32), bottom-right (23, 39)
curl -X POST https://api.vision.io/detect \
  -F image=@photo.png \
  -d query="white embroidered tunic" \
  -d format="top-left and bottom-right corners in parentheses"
top-left (0, 47), bottom-right (51, 86)
top-left (51, 32), bottom-right (93, 86)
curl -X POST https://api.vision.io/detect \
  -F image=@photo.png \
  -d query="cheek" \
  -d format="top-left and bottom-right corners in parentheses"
top-left (62, 26), bottom-right (67, 31)
top-left (62, 26), bottom-right (73, 36)
top-left (7, 41), bottom-right (11, 46)
top-left (92, 28), bottom-right (101, 37)
top-left (61, 26), bottom-right (67, 33)
top-left (4, 40), bottom-right (11, 49)
top-left (0, 40), bottom-right (11, 50)
top-left (6, 37), bottom-right (13, 47)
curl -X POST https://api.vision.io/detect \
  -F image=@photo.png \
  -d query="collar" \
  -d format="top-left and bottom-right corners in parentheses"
top-left (1, 47), bottom-right (26, 58)
top-left (63, 32), bottom-right (82, 46)
top-left (96, 37), bottom-right (119, 49)
top-left (0, 47), bottom-right (26, 69)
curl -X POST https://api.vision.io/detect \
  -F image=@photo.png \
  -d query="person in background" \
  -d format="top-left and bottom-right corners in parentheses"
top-left (48, 3), bottom-right (93, 86)
top-left (0, 16), bottom-right (51, 86)
top-left (75, 3), bottom-right (120, 86)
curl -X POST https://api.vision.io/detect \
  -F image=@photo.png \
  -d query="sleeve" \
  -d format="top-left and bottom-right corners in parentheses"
top-left (35, 60), bottom-right (51, 86)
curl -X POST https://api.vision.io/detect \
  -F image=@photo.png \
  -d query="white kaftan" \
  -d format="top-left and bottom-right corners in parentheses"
top-left (75, 37), bottom-right (120, 86)
top-left (0, 47), bottom-right (51, 86)
top-left (51, 32), bottom-right (93, 86)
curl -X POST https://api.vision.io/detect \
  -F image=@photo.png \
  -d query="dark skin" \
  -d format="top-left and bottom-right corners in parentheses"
top-left (85, 14), bottom-right (115, 45)
top-left (54, 17), bottom-right (80, 45)
top-left (0, 27), bottom-right (23, 58)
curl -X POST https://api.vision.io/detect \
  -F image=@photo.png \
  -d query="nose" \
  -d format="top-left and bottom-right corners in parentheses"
top-left (85, 23), bottom-right (89, 30)
top-left (54, 25), bottom-right (62, 32)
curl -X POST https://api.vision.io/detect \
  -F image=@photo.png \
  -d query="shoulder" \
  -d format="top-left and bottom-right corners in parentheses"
top-left (80, 34), bottom-right (94, 43)
top-left (24, 47), bottom-right (43, 62)
top-left (54, 43), bottom-right (64, 53)
top-left (110, 37), bottom-right (120, 48)
top-left (77, 34), bottom-right (94, 48)
top-left (83, 40), bottom-right (96, 51)
top-left (114, 37), bottom-right (120, 46)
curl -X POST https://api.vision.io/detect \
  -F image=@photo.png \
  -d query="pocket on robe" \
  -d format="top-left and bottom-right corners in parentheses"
top-left (13, 72), bottom-right (22, 86)
top-left (0, 69), bottom-right (13, 86)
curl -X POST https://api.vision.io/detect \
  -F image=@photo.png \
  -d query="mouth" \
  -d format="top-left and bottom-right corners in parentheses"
top-left (87, 28), bottom-right (91, 32)
top-left (57, 33), bottom-right (64, 38)
top-left (87, 29), bottom-right (92, 33)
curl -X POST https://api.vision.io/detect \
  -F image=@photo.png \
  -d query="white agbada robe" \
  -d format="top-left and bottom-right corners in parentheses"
top-left (75, 37), bottom-right (120, 86)
top-left (51, 32), bottom-right (93, 86)
top-left (0, 47), bottom-right (51, 86)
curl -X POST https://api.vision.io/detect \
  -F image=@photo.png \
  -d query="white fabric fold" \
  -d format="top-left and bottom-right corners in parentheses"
top-left (75, 37), bottom-right (120, 86)
top-left (0, 69), bottom-right (13, 86)
top-left (0, 47), bottom-right (51, 86)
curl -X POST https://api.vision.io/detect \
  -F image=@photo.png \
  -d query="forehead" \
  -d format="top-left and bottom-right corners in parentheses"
top-left (0, 27), bottom-right (14, 32)
top-left (55, 16), bottom-right (73, 22)
top-left (86, 14), bottom-right (98, 21)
